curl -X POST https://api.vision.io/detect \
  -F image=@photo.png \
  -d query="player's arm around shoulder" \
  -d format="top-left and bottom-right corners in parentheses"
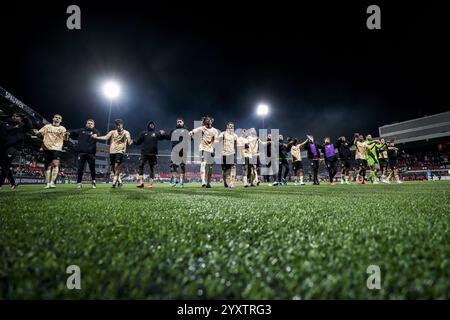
top-left (92, 130), bottom-right (112, 141)
top-left (126, 130), bottom-right (133, 145)
top-left (62, 126), bottom-right (70, 140)
top-left (37, 124), bottom-right (49, 136)
top-left (190, 126), bottom-right (203, 137)
top-left (134, 131), bottom-right (145, 145)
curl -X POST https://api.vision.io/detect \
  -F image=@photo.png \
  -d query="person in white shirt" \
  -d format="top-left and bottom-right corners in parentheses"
top-left (37, 114), bottom-right (69, 189)
top-left (92, 119), bottom-right (133, 188)
top-left (190, 116), bottom-right (219, 188)
top-left (218, 122), bottom-right (238, 189)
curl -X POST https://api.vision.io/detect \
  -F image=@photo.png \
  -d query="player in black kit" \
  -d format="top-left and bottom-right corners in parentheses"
top-left (68, 119), bottom-right (100, 188)
top-left (0, 113), bottom-right (33, 190)
top-left (165, 117), bottom-right (190, 188)
top-left (135, 121), bottom-right (166, 189)
top-left (335, 136), bottom-right (353, 184)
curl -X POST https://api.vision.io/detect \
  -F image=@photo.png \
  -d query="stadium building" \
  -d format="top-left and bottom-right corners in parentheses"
top-left (379, 111), bottom-right (450, 179)
top-left (379, 111), bottom-right (450, 150)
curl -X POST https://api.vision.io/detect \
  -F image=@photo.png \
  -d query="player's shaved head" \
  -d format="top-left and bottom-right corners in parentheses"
top-left (86, 119), bottom-right (95, 128)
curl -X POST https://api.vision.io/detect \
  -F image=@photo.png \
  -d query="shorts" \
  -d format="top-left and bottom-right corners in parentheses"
top-left (222, 154), bottom-right (236, 171)
top-left (379, 158), bottom-right (388, 168)
top-left (325, 156), bottom-right (338, 168)
top-left (356, 159), bottom-right (368, 168)
top-left (249, 155), bottom-right (259, 166)
top-left (201, 150), bottom-right (215, 164)
top-left (110, 153), bottom-right (125, 166)
top-left (140, 154), bottom-right (157, 165)
top-left (44, 150), bottom-right (62, 167)
top-left (340, 159), bottom-right (352, 170)
top-left (292, 160), bottom-right (303, 172)
top-left (388, 159), bottom-right (398, 169)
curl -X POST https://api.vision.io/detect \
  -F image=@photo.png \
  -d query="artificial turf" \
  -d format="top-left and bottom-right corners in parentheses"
top-left (1, 181), bottom-right (449, 299)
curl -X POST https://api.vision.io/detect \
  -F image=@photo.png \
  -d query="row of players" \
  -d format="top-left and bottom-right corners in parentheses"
top-left (0, 113), bottom-right (402, 190)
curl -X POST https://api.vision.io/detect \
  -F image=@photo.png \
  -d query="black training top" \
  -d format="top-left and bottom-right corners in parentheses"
top-left (135, 124), bottom-right (166, 156)
top-left (0, 117), bottom-right (33, 149)
top-left (69, 127), bottom-right (100, 154)
top-left (335, 138), bottom-right (353, 160)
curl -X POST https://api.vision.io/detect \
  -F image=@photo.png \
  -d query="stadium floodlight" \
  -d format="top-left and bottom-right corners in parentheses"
top-left (256, 103), bottom-right (269, 128)
top-left (102, 81), bottom-right (121, 100)
top-left (102, 80), bottom-right (121, 133)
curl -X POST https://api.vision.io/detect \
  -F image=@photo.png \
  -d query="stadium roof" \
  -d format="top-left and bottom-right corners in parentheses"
top-left (0, 86), bottom-right (49, 125)
top-left (379, 111), bottom-right (450, 144)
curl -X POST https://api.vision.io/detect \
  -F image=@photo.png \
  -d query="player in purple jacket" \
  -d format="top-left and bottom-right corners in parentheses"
top-left (320, 137), bottom-right (338, 185)
top-left (304, 135), bottom-right (321, 185)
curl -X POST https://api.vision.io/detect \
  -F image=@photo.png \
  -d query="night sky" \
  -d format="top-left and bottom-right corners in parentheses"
top-left (1, 1), bottom-right (449, 143)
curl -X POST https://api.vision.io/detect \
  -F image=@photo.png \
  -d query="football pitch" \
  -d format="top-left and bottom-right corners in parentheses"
top-left (1, 181), bottom-right (449, 299)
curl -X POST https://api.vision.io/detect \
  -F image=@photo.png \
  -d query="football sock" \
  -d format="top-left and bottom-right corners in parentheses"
top-left (230, 166), bottom-right (236, 184)
top-left (200, 161), bottom-right (206, 184)
top-left (207, 165), bottom-right (212, 184)
top-left (45, 169), bottom-right (51, 184)
top-left (50, 166), bottom-right (59, 184)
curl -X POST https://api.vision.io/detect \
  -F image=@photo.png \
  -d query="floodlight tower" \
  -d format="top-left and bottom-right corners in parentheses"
top-left (102, 81), bottom-right (121, 133)
top-left (256, 103), bottom-right (269, 128)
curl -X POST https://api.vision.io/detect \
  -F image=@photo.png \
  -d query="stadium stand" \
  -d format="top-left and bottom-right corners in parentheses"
top-left (379, 111), bottom-right (450, 180)
top-left (2, 85), bottom-right (449, 184)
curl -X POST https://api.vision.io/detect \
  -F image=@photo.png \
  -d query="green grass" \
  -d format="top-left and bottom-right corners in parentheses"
top-left (1, 181), bottom-right (450, 299)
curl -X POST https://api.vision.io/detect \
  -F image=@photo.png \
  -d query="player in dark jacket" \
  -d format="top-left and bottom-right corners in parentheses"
top-left (0, 113), bottom-right (33, 190)
top-left (165, 117), bottom-right (190, 187)
top-left (335, 136), bottom-right (353, 184)
top-left (134, 121), bottom-right (166, 188)
top-left (386, 140), bottom-right (403, 184)
top-left (304, 135), bottom-right (321, 185)
top-left (272, 134), bottom-right (289, 186)
top-left (68, 119), bottom-right (100, 188)
top-left (320, 137), bottom-right (338, 185)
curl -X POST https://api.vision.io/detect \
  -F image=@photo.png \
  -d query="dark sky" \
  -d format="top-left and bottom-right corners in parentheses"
top-left (1, 1), bottom-right (449, 142)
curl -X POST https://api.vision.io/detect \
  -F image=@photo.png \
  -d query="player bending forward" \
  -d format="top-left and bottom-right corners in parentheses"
top-left (190, 116), bottom-right (219, 188)
top-left (37, 114), bottom-right (69, 189)
top-left (93, 119), bottom-right (132, 188)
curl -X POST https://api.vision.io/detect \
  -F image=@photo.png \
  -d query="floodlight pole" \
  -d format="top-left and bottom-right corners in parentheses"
top-left (105, 98), bottom-right (113, 183)
top-left (106, 98), bottom-right (113, 134)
